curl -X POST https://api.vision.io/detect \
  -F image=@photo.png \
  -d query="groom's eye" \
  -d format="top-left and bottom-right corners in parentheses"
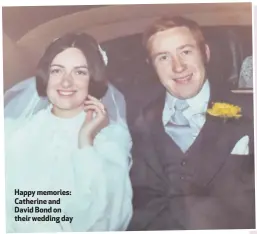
top-left (159, 54), bottom-right (171, 62)
top-left (160, 55), bottom-right (168, 61)
top-left (156, 54), bottom-right (171, 63)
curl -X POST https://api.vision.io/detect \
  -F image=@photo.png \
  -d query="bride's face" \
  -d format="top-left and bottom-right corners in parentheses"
top-left (47, 47), bottom-right (90, 117)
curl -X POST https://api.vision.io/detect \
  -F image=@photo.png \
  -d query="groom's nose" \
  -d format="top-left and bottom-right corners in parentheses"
top-left (171, 56), bottom-right (187, 73)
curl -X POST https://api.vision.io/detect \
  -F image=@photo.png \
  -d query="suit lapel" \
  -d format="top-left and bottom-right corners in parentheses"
top-left (140, 92), bottom-right (171, 188)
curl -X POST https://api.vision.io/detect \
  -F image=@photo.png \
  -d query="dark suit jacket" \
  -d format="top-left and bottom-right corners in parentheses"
top-left (128, 84), bottom-right (255, 230)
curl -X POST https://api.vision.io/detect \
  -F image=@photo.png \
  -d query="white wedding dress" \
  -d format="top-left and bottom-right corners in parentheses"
top-left (5, 107), bottom-right (133, 232)
top-left (4, 78), bottom-right (133, 232)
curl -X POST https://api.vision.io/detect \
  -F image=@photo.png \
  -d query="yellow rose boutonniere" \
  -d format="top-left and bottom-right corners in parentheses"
top-left (207, 102), bottom-right (242, 121)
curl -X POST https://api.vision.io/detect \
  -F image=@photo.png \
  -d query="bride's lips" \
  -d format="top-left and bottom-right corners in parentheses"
top-left (173, 74), bottom-right (193, 84)
top-left (57, 90), bottom-right (77, 96)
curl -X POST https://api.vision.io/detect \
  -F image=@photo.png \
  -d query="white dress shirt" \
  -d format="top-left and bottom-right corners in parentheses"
top-left (5, 108), bottom-right (133, 232)
top-left (162, 80), bottom-right (249, 154)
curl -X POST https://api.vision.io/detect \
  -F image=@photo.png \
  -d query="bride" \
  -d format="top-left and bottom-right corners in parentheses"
top-left (5, 33), bottom-right (132, 232)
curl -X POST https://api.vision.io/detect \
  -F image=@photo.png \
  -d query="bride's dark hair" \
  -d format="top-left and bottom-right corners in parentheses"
top-left (36, 33), bottom-right (108, 99)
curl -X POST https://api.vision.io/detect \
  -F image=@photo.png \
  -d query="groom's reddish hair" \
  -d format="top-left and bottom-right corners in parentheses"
top-left (142, 16), bottom-right (207, 61)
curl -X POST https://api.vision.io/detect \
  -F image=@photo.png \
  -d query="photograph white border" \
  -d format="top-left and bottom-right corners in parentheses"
top-left (0, 1), bottom-right (255, 234)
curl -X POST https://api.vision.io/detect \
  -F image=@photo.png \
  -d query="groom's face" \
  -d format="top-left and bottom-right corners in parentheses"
top-left (148, 26), bottom-right (210, 99)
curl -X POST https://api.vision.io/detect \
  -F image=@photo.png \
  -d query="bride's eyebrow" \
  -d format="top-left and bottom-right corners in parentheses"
top-left (74, 65), bottom-right (88, 69)
top-left (50, 64), bottom-right (88, 69)
top-left (50, 64), bottom-right (64, 68)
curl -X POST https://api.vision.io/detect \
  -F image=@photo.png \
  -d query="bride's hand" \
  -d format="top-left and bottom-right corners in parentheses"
top-left (79, 95), bottom-right (109, 148)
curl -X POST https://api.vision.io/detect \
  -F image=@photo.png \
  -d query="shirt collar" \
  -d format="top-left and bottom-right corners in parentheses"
top-left (163, 79), bottom-right (210, 124)
top-left (186, 79), bottom-right (210, 111)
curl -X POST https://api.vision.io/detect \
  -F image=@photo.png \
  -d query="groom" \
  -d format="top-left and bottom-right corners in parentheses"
top-left (128, 16), bottom-right (255, 230)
